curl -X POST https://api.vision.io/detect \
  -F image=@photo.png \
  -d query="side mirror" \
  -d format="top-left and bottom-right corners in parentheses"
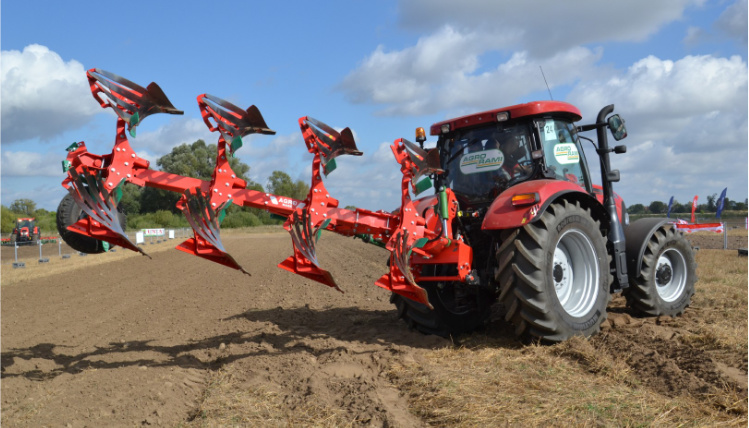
top-left (607, 114), bottom-right (627, 141)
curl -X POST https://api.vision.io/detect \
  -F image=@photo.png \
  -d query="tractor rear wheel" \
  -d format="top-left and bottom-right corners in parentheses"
top-left (624, 225), bottom-right (696, 316)
top-left (390, 267), bottom-right (494, 338)
top-left (495, 200), bottom-right (612, 343)
top-left (56, 193), bottom-right (126, 254)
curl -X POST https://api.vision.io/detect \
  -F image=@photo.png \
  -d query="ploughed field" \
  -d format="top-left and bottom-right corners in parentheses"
top-left (1, 227), bottom-right (746, 427)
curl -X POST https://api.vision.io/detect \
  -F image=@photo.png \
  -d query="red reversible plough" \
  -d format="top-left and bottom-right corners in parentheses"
top-left (60, 69), bottom-right (468, 307)
top-left (58, 69), bottom-right (697, 342)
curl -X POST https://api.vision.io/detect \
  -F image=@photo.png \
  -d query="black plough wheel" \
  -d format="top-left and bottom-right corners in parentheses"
top-left (56, 193), bottom-right (126, 254)
top-left (495, 200), bottom-right (612, 343)
top-left (624, 225), bottom-right (696, 316)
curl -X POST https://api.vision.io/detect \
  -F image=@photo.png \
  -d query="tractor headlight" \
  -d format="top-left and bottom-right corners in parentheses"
top-left (441, 124), bottom-right (451, 134)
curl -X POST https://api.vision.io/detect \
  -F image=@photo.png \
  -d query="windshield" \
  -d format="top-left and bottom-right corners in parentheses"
top-left (442, 122), bottom-right (534, 205)
top-left (538, 119), bottom-right (591, 191)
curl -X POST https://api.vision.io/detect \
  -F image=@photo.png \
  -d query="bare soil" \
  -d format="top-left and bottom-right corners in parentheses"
top-left (1, 228), bottom-right (746, 427)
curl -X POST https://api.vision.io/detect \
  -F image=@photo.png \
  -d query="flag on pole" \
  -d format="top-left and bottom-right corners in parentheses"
top-left (666, 196), bottom-right (674, 218)
top-left (691, 195), bottom-right (698, 224)
top-left (716, 187), bottom-right (727, 219)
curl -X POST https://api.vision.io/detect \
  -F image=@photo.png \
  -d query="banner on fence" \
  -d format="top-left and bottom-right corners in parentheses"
top-left (142, 228), bottom-right (165, 237)
top-left (673, 222), bottom-right (724, 234)
top-left (136, 231), bottom-right (145, 244)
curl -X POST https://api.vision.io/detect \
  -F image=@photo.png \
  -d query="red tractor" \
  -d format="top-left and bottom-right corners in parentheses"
top-left (57, 69), bottom-right (696, 343)
top-left (11, 217), bottom-right (40, 245)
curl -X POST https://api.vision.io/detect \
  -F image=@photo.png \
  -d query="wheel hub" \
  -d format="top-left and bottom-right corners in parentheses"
top-left (655, 263), bottom-right (673, 285)
top-left (655, 249), bottom-right (687, 302)
top-left (553, 264), bottom-right (565, 283)
top-left (552, 229), bottom-right (599, 318)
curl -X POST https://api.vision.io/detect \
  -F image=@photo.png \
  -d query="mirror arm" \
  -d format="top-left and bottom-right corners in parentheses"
top-left (577, 122), bottom-right (607, 132)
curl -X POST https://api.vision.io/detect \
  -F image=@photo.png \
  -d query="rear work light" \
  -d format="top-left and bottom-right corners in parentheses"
top-left (511, 193), bottom-right (539, 206)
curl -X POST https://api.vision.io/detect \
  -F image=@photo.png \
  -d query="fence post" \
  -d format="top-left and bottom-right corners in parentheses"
top-left (14, 242), bottom-right (18, 262)
top-left (723, 222), bottom-right (727, 250)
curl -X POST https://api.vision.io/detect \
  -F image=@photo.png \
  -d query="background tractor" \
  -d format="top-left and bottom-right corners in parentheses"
top-left (57, 69), bottom-right (697, 343)
top-left (10, 217), bottom-right (40, 245)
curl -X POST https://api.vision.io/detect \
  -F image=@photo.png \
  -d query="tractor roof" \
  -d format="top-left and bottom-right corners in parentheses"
top-left (17, 217), bottom-right (35, 221)
top-left (429, 101), bottom-right (582, 136)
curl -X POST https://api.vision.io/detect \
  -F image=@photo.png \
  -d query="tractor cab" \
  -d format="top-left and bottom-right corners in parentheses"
top-left (431, 101), bottom-right (592, 209)
top-left (14, 218), bottom-right (36, 236)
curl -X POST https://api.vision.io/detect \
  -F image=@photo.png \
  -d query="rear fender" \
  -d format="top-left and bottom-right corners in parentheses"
top-left (623, 218), bottom-right (669, 275)
top-left (481, 179), bottom-right (600, 230)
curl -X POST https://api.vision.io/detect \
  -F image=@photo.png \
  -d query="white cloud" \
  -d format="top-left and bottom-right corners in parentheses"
top-left (321, 141), bottom-right (403, 211)
top-left (715, 0), bottom-right (748, 46)
top-left (1, 150), bottom-right (66, 177)
top-left (1, 44), bottom-right (101, 143)
top-left (568, 54), bottom-right (748, 140)
top-left (569, 54), bottom-right (747, 204)
top-left (397, 0), bottom-right (699, 56)
top-left (340, 26), bottom-right (602, 116)
top-left (128, 117), bottom-right (216, 165)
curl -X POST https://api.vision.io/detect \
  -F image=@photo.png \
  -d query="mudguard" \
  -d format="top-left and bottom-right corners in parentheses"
top-left (481, 179), bottom-right (597, 230)
top-left (623, 217), bottom-right (669, 275)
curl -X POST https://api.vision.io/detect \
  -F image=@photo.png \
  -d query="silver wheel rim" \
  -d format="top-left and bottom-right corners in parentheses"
top-left (654, 248), bottom-right (687, 302)
top-left (552, 229), bottom-right (600, 317)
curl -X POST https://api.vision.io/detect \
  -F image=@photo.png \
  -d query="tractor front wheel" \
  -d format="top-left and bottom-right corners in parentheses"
top-left (391, 268), bottom-right (494, 338)
top-left (624, 225), bottom-right (696, 316)
top-left (495, 200), bottom-right (612, 343)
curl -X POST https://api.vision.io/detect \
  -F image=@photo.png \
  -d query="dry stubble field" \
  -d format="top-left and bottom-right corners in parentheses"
top-left (1, 227), bottom-right (747, 427)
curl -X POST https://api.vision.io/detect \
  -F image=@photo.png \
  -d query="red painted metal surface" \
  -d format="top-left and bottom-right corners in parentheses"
top-left (430, 101), bottom-right (582, 135)
top-left (481, 179), bottom-right (588, 230)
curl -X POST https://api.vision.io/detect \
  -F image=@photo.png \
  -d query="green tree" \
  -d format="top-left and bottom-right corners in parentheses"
top-left (1, 205), bottom-right (18, 233)
top-left (627, 203), bottom-right (645, 214)
top-left (9, 198), bottom-right (36, 216)
top-left (139, 140), bottom-right (257, 213)
top-left (671, 201), bottom-right (687, 214)
top-left (706, 193), bottom-right (717, 212)
top-left (119, 182), bottom-right (142, 215)
top-left (267, 171), bottom-right (309, 200)
top-left (648, 200), bottom-right (666, 214)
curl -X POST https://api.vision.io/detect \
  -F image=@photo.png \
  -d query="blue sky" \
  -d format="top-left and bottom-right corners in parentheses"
top-left (2, 0), bottom-right (747, 213)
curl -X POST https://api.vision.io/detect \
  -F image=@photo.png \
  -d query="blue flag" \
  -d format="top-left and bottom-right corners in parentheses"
top-left (666, 196), bottom-right (674, 218)
top-left (716, 187), bottom-right (727, 219)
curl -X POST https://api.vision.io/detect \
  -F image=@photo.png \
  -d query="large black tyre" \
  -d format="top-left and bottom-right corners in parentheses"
top-left (624, 225), bottom-right (696, 316)
top-left (56, 193), bottom-right (126, 254)
top-left (495, 200), bottom-right (612, 343)
top-left (390, 267), bottom-right (494, 338)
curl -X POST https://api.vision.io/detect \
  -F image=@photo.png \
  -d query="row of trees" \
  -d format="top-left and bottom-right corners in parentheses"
top-left (627, 195), bottom-right (748, 216)
top-left (2, 139), bottom-right (310, 233)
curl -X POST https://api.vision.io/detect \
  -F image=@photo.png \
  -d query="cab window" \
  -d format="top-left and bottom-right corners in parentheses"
top-left (539, 119), bottom-right (591, 192)
top-left (442, 122), bottom-right (534, 205)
